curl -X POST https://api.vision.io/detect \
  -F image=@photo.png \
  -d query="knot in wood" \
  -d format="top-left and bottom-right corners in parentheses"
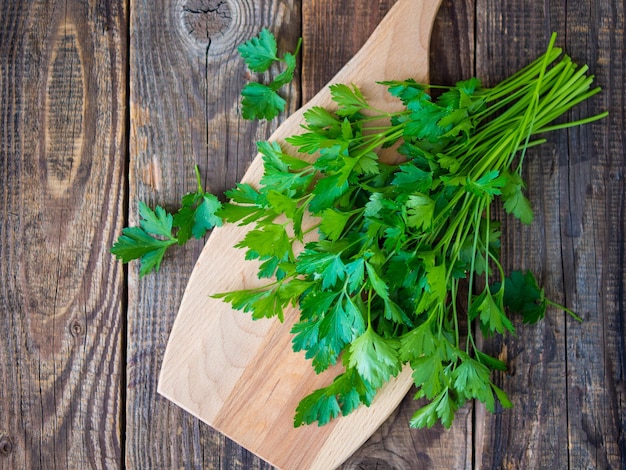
top-left (0, 435), bottom-right (13, 456)
top-left (70, 320), bottom-right (84, 337)
top-left (182, 0), bottom-right (232, 45)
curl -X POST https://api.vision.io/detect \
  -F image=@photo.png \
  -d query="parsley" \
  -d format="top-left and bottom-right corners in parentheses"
top-left (238, 28), bottom-right (301, 120)
top-left (216, 33), bottom-right (604, 429)
top-left (113, 32), bottom-right (603, 429)
top-left (110, 202), bottom-right (177, 277)
top-left (111, 166), bottom-right (222, 276)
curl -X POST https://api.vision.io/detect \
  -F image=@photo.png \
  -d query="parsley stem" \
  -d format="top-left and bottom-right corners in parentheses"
top-left (466, 198), bottom-right (486, 314)
top-left (451, 278), bottom-right (460, 349)
top-left (534, 111), bottom-right (608, 133)
top-left (367, 287), bottom-right (373, 328)
top-left (545, 298), bottom-right (583, 322)
top-left (194, 164), bottom-right (203, 193)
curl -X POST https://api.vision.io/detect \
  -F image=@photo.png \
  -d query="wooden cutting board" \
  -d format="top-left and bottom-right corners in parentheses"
top-left (158, 1), bottom-right (442, 468)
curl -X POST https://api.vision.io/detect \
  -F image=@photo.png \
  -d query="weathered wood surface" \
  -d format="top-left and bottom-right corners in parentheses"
top-left (0, 1), bottom-right (624, 469)
top-left (0, 0), bottom-right (127, 468)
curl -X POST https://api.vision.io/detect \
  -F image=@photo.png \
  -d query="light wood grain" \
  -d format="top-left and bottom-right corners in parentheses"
top-left (158, 1), bottom-right (442, 468)
top-left (0, 0), bottom-right (127, 468)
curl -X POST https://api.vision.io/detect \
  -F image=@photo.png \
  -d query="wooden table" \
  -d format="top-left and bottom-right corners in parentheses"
top-left (1, 0), bottom-right (624, 468)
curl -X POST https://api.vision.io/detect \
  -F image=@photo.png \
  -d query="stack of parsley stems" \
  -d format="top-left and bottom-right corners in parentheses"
top-left (344, 37), bottom-right (597, 370)
top-left (411, 37), bottom-right (599, 342)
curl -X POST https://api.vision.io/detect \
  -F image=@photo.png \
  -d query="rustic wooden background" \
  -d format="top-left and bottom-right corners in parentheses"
top-left (1, 0), bottom-right (624, 468)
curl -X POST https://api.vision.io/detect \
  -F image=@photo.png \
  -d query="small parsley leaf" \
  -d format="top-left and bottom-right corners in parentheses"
top-left (238, 30), bottom-right (301, 120)
top-left (237, 28), bottom-right (278, 73)
top-left (497, 270), bottom-right (547, 324)
top-left (241, 82), bottom-right (287, 121)
top-left (110, 202), bottom-right (177, 277)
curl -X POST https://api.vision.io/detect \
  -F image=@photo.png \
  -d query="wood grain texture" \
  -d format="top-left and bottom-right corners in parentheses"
top-left (301, 0), bottom-right (396, 102)
top-left (0, 0), bottom-right (127, 468)
top-left (560, 1), bottom-right (625, 466)
top-left (127, 0), bottom-right (300, 468)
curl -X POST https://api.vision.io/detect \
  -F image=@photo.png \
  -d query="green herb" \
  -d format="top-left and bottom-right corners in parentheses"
top-left (111, 166), bottom-right (222, 276)
top-left (110, 201), bottom-right (177, 277)
top-left (214, 33), bottom-right (606, 428)
top-left (113, 32), bottom-right (606, 429)
top-left (238, 28), bottom-right (302, 120)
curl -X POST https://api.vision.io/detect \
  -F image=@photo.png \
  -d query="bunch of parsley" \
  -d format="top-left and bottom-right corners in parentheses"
top-left (112, 31), bottom-right (606, 429)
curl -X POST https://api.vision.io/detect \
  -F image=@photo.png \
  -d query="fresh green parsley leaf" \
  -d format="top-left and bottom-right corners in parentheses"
top-left (392, 164), bottom-right (433, 193)
top-left (469, 288), bottom-right (515, 335)
top-left (405, 193), bottom-right (435, 230)
top-left (235, 223), bottom-right (291, 262)
top-left (496, 270), bottom-right (547, 324)
top-left (294, 369), bottom-right (375, 427)
top-left (302, 106), bottom-right (342, 130)
top-left (309, 174), bottom-right (350, 213)
top-left (241, 82), bottom-right (286, 121)
top-left (272, 52), bottom-right (297, 89)
top-left (348, 328), bottom-right (400, 388)
top-left (400, 322), bottom-right (438, 362)
top-left (319, 208), bottom-right (353, 240)
top-left (238, 30), bottom-right (301, 121)
top-left (501, 171), bottom-right (534, 224)
top-left (365, 262), bottom-right (389, 301)
top-left (138, 201), bottom-right (174, 238)
top-left (111, 202), bottom-right (177, 277)
top-left (237, 28), bottom-right (278, 72)
top-left (173, 169), bottom-right (223, 244)
top-left (466, 170), bottom-right (507, 199)
top-left (296, 246), bottom-right (346, 290)
top-left (344, 259), bottom-right (365, 294)
top-left (452, 358), bottom-right (494, 410)
top-left (410, 388), bottom-right (457, 429)
top-left (329, 83), bottom-right (369, 116)
top-left (294, 386), bottom-right (342, 427)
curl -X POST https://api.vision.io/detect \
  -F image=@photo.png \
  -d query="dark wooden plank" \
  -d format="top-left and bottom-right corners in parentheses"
top-left (472, 4), bottom-right (569, 467)
top-left (474, 0), bottom-right (625, 468)
top-left (429, 0), bottom-right (476, 87)
top-left (561, 1), bottom-right (625, 466)
top-left (126, 0), bottom-right (300, 468)
top-left (0, 0), bottom-right (127, 468)
top-left (301, 0), bottom-right (396, 102)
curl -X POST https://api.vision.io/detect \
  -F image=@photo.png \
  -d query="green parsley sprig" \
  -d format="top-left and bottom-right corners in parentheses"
top-left (238, 28), bottom-right (302, 120)
top-left (111, 166), bottom-right (222, 276)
